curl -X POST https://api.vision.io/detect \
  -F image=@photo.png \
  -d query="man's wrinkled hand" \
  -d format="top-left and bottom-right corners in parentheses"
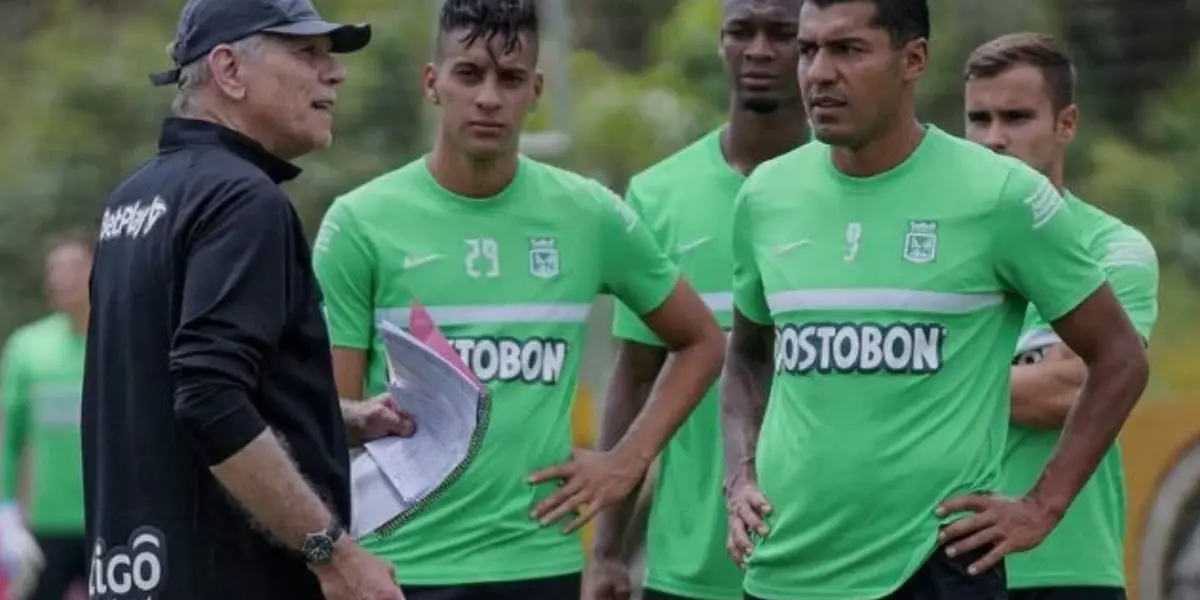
top-left (724, 474), bottom-right (770, 570)
top-left (585, 556), bottom-right (633, 600)
top-left (527, 449), bottom-right (645, 533)
top-left (312, 539), bottom-right (405, 600)
top-left (347, 394), bottom-right (417, 444)
top-left (935, 493), bottom-right (1059, 575)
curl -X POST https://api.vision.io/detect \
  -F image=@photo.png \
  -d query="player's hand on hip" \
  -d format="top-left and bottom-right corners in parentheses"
top-left (527, 448), bottom-right (644, 533)
top-left (312, 539), bottom-right (405, 600)
top-left (935, 492), bottom-right (1059, 575)
top-left (353, 393), bottom-right (418, 442)
top-left (724, 474), bottom-right (771, 570)
top-left (585, 556), bottom-right (633, 600)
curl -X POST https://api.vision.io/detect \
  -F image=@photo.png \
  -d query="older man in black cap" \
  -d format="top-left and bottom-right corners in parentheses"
top-left (82, 0), bottom-right (408, 598)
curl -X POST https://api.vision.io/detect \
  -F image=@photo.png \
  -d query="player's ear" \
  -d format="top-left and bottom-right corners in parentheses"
top-left (529, 71), bottom-right (544, 113)
top-left (422, 63), bottom-right (440, 106)
top-left (902, 37), bottom-right (928, 82)
top-left (1056, 103), bottom-right (1079, 144)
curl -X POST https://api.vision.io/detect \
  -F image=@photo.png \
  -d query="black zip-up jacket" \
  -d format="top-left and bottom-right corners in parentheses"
top-left (82, 118), bottom-right (349, 599)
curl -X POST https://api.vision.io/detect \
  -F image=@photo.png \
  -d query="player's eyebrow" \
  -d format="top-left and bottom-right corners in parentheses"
top-left (796, 33), bottom-right (871, 45)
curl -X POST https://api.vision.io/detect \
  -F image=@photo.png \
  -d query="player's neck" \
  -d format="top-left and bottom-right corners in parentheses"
top-left (1047, 162), bottom-right (1066, 194)
top-left (426, 143), bottom-right (519, 199)
top-left (65, 308), bottom-right (88, 336)
top-left (831, 116), bottom-right (925, 178)
top-left (723, 105), bottom-right (809, 175)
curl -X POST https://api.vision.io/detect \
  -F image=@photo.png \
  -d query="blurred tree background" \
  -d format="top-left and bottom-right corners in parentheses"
top-left (1, 0), bottom-right (1199, 397)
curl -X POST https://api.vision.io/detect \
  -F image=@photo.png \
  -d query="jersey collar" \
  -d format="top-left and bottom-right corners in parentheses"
top-left (157, 118), bottom-right (302, 184)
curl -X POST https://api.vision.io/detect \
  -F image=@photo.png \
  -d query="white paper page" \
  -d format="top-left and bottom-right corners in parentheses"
top-left (350, 452), bottom-right (409, 538)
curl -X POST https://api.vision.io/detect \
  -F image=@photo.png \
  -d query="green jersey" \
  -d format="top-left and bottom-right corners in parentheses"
top-left (729, 126), bottom-right (1106, 599)
top-left (0, 313), bottom-right (86, 533)
top-left (313, 156), bottom-right (679, 585)
top-left (611, 129), bottom-right (744, 600)
top-left (1003, 193), bottom-right (1158, 589)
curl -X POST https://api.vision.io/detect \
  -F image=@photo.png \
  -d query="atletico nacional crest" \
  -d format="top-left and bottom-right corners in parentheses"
top-left (903, 220), bottom-right (938, 263)
top-left (529, 237), bottom-right (560, 279)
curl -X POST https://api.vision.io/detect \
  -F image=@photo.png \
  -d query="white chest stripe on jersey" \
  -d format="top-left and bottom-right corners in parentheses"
top-left (700, 292), bottom-right (733, 313)
top-left (377, 302), bottom-right (591, 327)
top-left (767, 288), bottom-right (1003, 316)
top-left (1014, 328), bottom-right (1061, 356)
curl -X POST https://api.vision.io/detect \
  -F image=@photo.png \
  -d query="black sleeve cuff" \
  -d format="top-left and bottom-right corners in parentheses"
top-left (175, 387), bottom-right (269, 466)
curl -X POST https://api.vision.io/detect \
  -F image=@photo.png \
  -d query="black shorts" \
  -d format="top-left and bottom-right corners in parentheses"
top-left (402, 573), bottom-right (581, 600)
top-left (1010, 587), bottom-right (1125, 600)
top-left (745, 545), bottom-right (1006, 600)
top-left (31, 533), bottom-right (88, 600)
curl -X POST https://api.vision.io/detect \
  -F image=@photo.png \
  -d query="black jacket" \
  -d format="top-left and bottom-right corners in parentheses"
top-left (83, 118), bottom-right (349, 599)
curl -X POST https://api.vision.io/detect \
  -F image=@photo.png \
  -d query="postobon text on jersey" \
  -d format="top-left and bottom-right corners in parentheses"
top-left (775, 322), bottom-right (947, 375)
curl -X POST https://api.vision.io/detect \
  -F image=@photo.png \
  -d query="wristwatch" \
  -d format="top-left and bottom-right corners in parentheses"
top-left (300, 522), bottom-right (346, 565)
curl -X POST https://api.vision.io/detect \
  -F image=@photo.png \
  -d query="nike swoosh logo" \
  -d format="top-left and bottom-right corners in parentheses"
top-left (773, 240), bottom-right (812, 254)
top-left (403, 254), bottom-right (444, 269)
top-left (676, 236), bottom-right (712, 255)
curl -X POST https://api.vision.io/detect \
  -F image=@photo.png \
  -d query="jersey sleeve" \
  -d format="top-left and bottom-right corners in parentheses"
top-left (1100, 233), bottom-right (1160, 341)
top-left (312, 198), bottom-right (376, 350)
top-left (611, 183), bottom-right (667, 347)
top-left (731, 181), bottom-right (772, 324)
top-left (994, 165), bottom-right (1105, 322)
top-left (598, 184), bottom-right (680, 316)
top-left (0, 336), bottom-right (28, 500)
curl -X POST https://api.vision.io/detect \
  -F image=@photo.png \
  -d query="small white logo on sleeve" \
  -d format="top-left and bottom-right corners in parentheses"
top-left (88, 526), bottom-right (167, 599)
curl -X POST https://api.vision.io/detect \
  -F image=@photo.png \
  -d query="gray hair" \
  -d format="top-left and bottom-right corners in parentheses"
top-left (171, 34), bottom-right (268, 116)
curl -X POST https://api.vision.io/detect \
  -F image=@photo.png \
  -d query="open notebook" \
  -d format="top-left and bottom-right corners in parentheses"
top-left (349, 301), bottom-right (491, 538)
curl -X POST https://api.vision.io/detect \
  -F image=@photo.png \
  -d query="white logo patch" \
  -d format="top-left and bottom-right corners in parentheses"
top-left (675, 236), bottom-right (712, 255)
top-left (450, 337), bottom-right (568, 384)
top-left (403, 253), bottom-right (444, 269)
top-left (88, 526), bottom-right (167, 599)
top-left (529, 237), bottom-right (560, 279)
top-left (773, 239), bottom-right (812, 254)
top-left (99, 196), bottom-right (168, 241)
top-left (775, 322), bottom-right (946, 375)
top-left (903, 221), bottom-right (938, 264)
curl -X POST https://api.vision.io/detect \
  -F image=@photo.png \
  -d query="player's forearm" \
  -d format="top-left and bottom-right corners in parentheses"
top-left (210, 430), bottom-right (338, 549)
top-left (610, 339), bottom-right (724, 473)
top-left (340, 399), bottom-right (370, 447)
top-left (720, 348), bottom-right (772, 484)
top-left (592, 359), bottom-right (658, 559)
top-left (1027, 349), bottom-right (1149, 517)
top-left (1010, 360), bottom-right (1086, 429)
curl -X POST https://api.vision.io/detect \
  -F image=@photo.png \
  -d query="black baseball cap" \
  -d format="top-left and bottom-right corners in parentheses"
top-left (149, 0), bottom-right (372, 86)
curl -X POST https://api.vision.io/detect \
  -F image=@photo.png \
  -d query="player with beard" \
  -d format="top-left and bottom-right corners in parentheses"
top-left (312, 0), bottom-right (726, 598)
top-left (965, 33), bottom-right (1158, 600)
top-left (721, 0), bottom-right (1150, 598)
top-left (588, 1), bottom-right (807, 599)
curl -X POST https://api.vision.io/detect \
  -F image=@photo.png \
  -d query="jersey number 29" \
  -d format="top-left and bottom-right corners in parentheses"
top-left (466, 237), bottom-right (501, 278)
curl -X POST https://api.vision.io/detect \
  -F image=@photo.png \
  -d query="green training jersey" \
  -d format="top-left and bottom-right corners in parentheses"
top-left (611, 129), bottom-right (744, 600)
top-left (0, 313), bottom-right (86, 533)
top-left (1003, 193), bottom-right (1159, 589)
top-left (729, 126), bottom-right (1106, 599)
top-left (313, 156), bottom-right (679, 585)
